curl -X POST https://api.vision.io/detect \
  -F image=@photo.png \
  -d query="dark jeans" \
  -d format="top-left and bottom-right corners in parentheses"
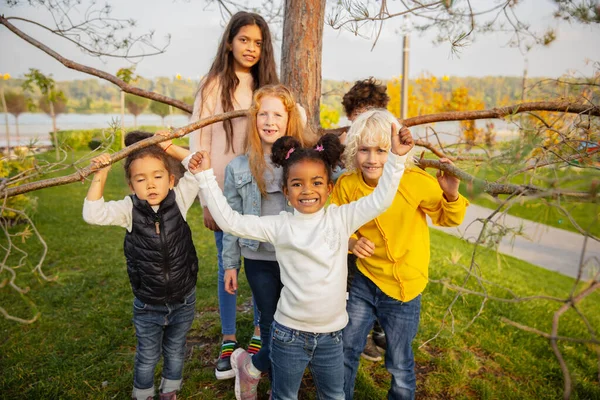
top-left (344, 271), bottom-right (422, 400)
top-left (244, 258), bottom-right (283, 376)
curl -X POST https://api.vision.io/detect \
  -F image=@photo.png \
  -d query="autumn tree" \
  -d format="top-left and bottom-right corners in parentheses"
top-left (125, 94), bottom-right (149, 128)
top-left (22, 69), bottom-right (66, 159)
top-left (150, 100), bottom-right (170, 127)
top-left (4, 90), bottom-right (27, 145)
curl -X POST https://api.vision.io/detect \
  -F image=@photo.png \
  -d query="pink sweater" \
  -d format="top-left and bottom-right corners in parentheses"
top-left (189, 72), bottom-right (254, 189)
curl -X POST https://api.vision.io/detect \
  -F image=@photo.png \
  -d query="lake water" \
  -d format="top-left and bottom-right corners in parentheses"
top-left (0, 113), bottom-right (519, 147)
top-left (0, 113), bottom-right (192, 147)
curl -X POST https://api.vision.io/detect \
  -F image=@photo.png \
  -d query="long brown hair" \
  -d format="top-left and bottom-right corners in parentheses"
top-left (246, 85), bottom-right (306, 196)
top-left (199, 12), bottom-right (279, 153)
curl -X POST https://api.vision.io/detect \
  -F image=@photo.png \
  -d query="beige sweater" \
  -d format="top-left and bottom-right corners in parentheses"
top-left (189, 72), bottom-right (254, 190)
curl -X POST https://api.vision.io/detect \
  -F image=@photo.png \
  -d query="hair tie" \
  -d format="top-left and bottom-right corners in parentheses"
top-left (315, 144), bottom-right (324, 152)
top-left (285, 147), bottom-right (295, 160)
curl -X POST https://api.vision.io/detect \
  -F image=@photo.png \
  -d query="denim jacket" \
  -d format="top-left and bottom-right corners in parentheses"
top-left (222, 155), bottom-right (293, 269)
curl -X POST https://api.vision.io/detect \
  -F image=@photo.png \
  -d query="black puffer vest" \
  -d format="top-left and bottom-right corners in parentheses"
top-left (124, 190), bottom-right (198, 304)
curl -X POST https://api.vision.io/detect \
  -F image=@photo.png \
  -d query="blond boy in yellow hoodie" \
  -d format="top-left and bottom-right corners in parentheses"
top-left (331, 109), bottom-right (469, 400)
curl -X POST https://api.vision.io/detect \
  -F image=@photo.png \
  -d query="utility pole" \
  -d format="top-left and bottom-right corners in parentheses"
top-left (400, 33), bottom-right (410, 120)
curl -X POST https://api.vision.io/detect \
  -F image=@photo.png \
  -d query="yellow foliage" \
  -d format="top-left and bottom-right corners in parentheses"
top-left (320, 103), bottom-right (340, 129)
top-left (1, 157), bottom-right (38, 220)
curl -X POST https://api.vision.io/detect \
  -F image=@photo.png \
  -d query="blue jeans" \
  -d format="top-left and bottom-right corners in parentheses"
top-left (215, 231), bottom-right (259, 335)
top-left (343, 271), bottom-right (421, 400)
top-left (244, 258), bottom-right (283, 376)
top-left (132, 289), bottom-right (196, 399)
top-left (270, 320), bottom-right (344, 400)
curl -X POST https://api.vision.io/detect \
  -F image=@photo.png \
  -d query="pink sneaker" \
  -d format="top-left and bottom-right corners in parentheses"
top-left (231, 348), bottom-right (260, 400)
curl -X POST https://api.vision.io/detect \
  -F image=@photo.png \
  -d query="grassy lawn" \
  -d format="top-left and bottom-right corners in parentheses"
top-left (451, 147), bottom-right (600, 237)
top-left (1, 151), bottom-right (599, 399)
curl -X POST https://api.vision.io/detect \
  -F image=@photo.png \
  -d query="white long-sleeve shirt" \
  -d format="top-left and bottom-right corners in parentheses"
top-left (197, 152), bottom-right (407, 333)
top-left (83, 170), bottom-right (200, 232)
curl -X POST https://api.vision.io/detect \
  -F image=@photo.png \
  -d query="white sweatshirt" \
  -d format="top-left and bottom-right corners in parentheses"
top-left (196, 152), bottom-right (407, 333)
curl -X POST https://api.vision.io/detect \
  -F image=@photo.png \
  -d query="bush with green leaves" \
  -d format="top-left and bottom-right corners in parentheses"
top-left (50, 128), bottom-right (123, 152)
top-left (0, 156), bottom-right (38, 221)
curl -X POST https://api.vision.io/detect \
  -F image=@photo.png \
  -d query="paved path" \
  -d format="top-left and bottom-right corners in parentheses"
top-left (429, 204), bottom-right (600, 279)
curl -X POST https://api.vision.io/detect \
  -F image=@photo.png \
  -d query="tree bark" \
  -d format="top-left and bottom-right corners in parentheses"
top-left (281, 0), bottom-right (326, 138)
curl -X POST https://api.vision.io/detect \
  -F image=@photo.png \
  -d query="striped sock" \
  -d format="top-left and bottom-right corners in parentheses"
top-left (247, 335), bottom-right (262, 356)
top-left (219, 340), bottom-right (237, 360)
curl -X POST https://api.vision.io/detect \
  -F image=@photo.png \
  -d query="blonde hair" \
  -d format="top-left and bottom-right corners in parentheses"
top-left (342, 108), bottom-right (414, 172)
top-left (246, 84), bottom-right (307, 196)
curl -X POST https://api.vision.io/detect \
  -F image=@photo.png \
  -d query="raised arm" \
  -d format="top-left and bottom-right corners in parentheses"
top-left (155, 130), bottom-right (191, 162)
top-left (86, 153), bottom-right (111, 201)
top-left (189, 152), bottom-right (279, 243)
top-left (421, 158), bottom-right (469, 227)
top-left (83, 153), bottom-right (131, 229)
top-left (338, 124), bottom-right (414, 234)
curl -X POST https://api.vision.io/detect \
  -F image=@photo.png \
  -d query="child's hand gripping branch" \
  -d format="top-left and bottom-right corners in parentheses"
top-left (86, 153), bottom-right (112, 201)
top-left (155, 130), bottom-right (191, 162)
top-left (436, 158), bottom-right (460, 202)
top-left (391, 123), bottom-right (414, 156)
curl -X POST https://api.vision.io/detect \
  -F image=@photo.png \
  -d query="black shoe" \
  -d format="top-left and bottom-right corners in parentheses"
top-left (360, 335), bottom-right (383, 362)
top-left (372, 330), bottom-right (387, 352)
top-left (215, 340), bottom-right (239, 380)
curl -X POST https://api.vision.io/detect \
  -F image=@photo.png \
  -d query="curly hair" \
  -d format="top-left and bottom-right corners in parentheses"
top-left (246, 84), bottom-right (307, 196)
top-left (271, 134), bottom-right (344, 188)
top-left (342, 109), bottom-right (402, 173)
top-left (342, 77), bottom-right (390, 119)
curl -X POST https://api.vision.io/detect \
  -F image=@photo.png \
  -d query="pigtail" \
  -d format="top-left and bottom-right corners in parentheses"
top-left (271, 136), bottom-right (301, 168)
top-left (314, 134), bottom-right (344, 171)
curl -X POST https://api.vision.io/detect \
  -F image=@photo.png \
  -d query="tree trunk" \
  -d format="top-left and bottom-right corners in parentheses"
top-left (120, 90), bottom-right (125, 148)
top-left (15, 115), bottom-right (20, 145)
top-left (281, 0), bottom-right (325, 140)
top-left (134, 114), bottom-right (137, 129)
top-left (0, 85), bottom-right (10, 157)
top-left (49, 100), bottom-right (59, 160)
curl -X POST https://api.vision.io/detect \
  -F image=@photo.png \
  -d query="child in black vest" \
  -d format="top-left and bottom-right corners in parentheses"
top-left (83, 131), bottom-right (199, 400)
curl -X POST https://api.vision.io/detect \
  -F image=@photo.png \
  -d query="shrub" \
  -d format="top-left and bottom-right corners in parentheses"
top-left (0, 156), bottom-right (38, 222)
top-left (51, 128), bottom-right (122, 151)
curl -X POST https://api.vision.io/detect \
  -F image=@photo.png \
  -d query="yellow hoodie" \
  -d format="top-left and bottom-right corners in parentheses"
top-left (331, 167), bottom-right (469, 302)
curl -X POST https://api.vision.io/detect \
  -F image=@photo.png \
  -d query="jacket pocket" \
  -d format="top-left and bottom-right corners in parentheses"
top-left (234, 171), bottom-right (253, 189)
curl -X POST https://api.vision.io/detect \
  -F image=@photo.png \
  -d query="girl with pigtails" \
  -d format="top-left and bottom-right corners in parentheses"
top-left (188, 123), bottom-right (415, 399)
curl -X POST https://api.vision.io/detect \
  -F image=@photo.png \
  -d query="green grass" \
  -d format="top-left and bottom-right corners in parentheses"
top-left (1, 151), bottom-right (599, 399)
top-left (452, 146), bottom-right (600, 237)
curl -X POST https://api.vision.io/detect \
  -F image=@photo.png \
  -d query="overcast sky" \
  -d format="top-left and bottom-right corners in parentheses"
top-left (1, 0), bottom-right (599, 83)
